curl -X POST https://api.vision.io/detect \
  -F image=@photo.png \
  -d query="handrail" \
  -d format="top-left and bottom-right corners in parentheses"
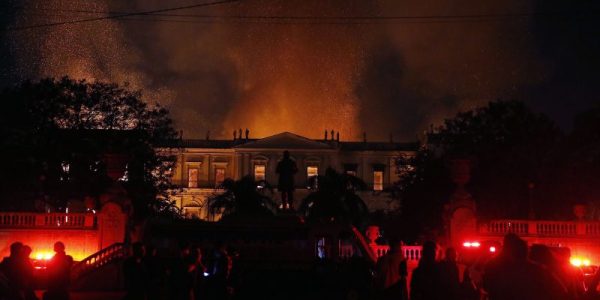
top-left (71, 243), bottom-right (127, 280)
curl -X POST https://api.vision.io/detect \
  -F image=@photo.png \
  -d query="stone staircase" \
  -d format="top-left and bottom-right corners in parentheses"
top-left (71, 243), bottom-right (127, 291)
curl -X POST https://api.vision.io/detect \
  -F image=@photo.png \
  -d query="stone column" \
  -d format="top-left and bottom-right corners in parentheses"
top-left (448, 159), bottom-right (477, 248)
top-left (97, 202), bottom-right (127, 250)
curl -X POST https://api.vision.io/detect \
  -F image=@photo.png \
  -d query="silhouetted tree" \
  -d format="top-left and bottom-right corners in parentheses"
top-left (208, 176), bottom-right (277, 220)
top-left (0, 77), bottom-right (178, 217)
top-left (436, 100), bottom-right (562, 219)
top-left (564, 104), bottom-right (600, 218)
top-left (299, 168), bottom-right (369, 227)
top-left (390, 150), bottom-right (453, 243)
top-left (392, 100), bottom-right (563, 241)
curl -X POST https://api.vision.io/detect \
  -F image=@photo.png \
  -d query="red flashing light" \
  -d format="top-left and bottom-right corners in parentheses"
top-left (463, 241), bottom-right (481, 248)
top-left (34, 252), bottom-right (53, 261)
top-left (489, 246), bottom-right (496, 253)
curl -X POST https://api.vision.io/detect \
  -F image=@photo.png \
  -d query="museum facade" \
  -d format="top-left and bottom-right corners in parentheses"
top-left (164, 132), bottom-right (419, 220)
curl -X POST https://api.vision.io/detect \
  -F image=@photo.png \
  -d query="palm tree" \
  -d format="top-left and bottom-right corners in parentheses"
top-left (208, 176), bottom-right (277, 221)
top-left (299, 168), bottom-right (369, 226)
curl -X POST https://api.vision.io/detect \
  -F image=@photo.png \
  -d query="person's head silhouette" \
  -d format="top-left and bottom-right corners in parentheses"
top-left (445, 247), bottom-right (457, 263)
top-left (9, 242), bottom-right (23, 258)
top-left (283, 150), bottom-right (290, 159)
top-left (21, 245), bottom-right (32, 259)
top-left (501, 233), bottom-right (527, 262)
top-left (132, 242), bottom-right (145, 258)
top-left (420, 241), bottom-right (437, 265)
top-left (54, 241), bottom-right (65, 254)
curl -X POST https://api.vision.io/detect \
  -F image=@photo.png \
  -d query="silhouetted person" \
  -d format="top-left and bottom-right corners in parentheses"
top-left (187, 247), bottom-right (206, 300)
top-left (460, 269), bottom-right (480, 300)
top-left (123, 242), bottom-right (147, 300)
top-left (276, 151), bottom-right (297, 210)
top-left (553, 247), bottom-right (585, 300)
top-left (19, 245), bottom-right (37, 300)
top-left (170, 242), bottom-right (193, 300)
top-left (437, 247), bottom-right (460, 300)
top-left (375, 239), bottom-right (408, 300)
top-left (145, 245), bottom-right (166, 300)
top-left (44, 241), bottom-right (73, 300)
top-left (483, 234), bottom-right (567, 300)
top-left (410, 241), bottom-right (439, 300)
top-left (1, 242), bottom-right (25, 299)
top-left (208, 242), bottom-right (232, 300)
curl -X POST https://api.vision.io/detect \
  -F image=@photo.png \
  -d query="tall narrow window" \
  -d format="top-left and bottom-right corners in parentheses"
top-left (307, 166), bottom-right (319, 189)
top-left (307, 166), bottom-right (318, 179)
top-left (254, 164), bottom-right (266, 181)
top-left (188, 168), bottom-right (199, 188)
top-left (373, 171), bottom-right (384, 191)
top-left (60, 161), bottom-right (70, 181)
top-left (215, 168), bottom-right (226, 187)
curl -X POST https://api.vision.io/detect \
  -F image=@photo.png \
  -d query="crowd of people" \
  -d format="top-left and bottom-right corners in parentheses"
top-left (122, 241), bottom-right (235, 300)
top-left (375, 233), bottom-right (600, 300)
top-left (4, 233), bottom-right (600, 300)
top-left (0, 241), bottom-right (72, 300)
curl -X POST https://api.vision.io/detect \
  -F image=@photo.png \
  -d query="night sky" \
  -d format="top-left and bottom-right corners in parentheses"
top-left (0, 0), bottom-right (598, 140)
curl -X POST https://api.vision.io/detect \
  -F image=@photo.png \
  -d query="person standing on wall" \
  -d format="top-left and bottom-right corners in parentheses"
top-left (276, 150), bottom-right (298, 210)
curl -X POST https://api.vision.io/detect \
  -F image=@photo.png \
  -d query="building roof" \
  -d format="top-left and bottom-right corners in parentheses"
top-left (234, 132), bottom-right (334, 150)
top-left (168, 132), bottom-right (419, 152)
top-left (339, 141), bottom-right (419, 152)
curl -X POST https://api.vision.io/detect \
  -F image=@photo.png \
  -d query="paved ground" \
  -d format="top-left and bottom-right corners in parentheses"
top-left (35, 290), bottom-right (125, 300)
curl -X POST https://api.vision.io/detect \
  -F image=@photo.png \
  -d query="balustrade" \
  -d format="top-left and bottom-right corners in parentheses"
top-left (481, 219), bottom-right (600, 237)
top-left (0, 212), bottom-right (96, 229)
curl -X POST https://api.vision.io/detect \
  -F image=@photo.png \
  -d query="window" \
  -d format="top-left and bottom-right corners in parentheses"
top-left (254, 164), bottom-right (266, 181)
top-left (215, 168), bottom-right (226, 187)
top-left (373, 171), bottom-right (384, 191)
top-left (307, 166), bottom-right (318, 179)
top-left (306, 166), bottom-right (319, 189)
top-left (60, 161), bottom-right (70, 181)
top-left (188, 168), bottom-right (199, 188)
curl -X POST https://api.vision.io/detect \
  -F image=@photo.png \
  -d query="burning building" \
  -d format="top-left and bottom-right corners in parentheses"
top-left (163, 131), bottom-right (419, 219)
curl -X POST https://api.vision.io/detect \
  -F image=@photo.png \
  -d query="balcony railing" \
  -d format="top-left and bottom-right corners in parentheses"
top-left (0, 212), bottom-right (96, 229)
top-left (480, 219), bottom-right (600, 237)
top-left (72, 243), bottom-right (126, 280)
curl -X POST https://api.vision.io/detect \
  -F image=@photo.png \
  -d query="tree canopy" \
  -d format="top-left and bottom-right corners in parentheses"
top-left (392, 100), bottom-right (568, 242)
top-left (0, 77), bottom-right (178, 217)
top-left (208, 176), bottom-right (277, 221)
top-left (437, 100), bottom-right (563, 219)
top-left (299, 168), bottom-right (369, 227)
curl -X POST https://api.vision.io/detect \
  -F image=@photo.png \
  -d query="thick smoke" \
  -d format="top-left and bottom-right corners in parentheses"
top-left (3, 0), bottom-right (597, 140)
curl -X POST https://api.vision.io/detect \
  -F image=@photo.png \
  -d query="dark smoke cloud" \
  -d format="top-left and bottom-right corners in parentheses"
top-left (1, 0), bottom-right (598, 141)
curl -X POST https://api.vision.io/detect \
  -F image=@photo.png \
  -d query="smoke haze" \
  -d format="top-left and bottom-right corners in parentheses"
top-left (2, 0), bottom-right (598, 140)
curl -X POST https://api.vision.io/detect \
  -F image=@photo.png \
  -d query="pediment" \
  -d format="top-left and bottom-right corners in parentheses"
top-left (234, 132), bottom-right (333, 150)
